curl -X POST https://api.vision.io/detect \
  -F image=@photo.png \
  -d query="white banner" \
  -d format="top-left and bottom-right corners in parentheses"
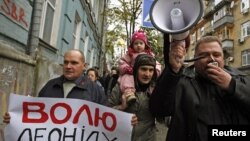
top-left (4, 94), bottom-right (133, 141)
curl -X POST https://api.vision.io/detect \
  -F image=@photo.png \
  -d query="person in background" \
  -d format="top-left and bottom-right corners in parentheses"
top-left (118, 29), bottom-right (161, 105)
top-left (87, 67), bottom-right (104, 91)
top-left (99, 70), bottom-right (109, 90)
top-left (109, 54), bottom-right (158, 141)
top-left (82, 62), bottom-right (89, 77)
top-left (105, 67), bottom-right (119, 97)
top-left (93, 66), bottom-right (99, 71)
top-left (149, 36), bottom-right (250, 141)
top-left (4, 49), bottom-right (107, 123)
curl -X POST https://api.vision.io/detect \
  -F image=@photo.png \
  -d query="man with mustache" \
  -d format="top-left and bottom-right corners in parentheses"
top-left (150, 36), bottom-right (250, 141)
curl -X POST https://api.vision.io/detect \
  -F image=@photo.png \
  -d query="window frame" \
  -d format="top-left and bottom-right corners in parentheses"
top-left (39, 0), bottom-right (62, 47)
top-left (241, 21), bottom-right (250, 38)
top-left (241, 0), bottom-right (250, 12)
top-left (72, 12), bottom-right (82, 49)
top-left (242, 50), bottom-right (250, 66)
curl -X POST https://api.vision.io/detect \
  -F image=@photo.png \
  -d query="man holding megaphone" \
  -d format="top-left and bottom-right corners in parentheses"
top-left (150, 35), bottom-right (250, 141)
top-left (149, 0), bottom-right (250, 141)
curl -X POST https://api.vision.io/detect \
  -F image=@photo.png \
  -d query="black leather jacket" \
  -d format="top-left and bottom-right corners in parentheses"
top-left (149, 65), bottom-right (250, 141)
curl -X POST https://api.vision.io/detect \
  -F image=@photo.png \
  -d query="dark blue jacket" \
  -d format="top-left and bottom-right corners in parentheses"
top-left (39, 75), bottom-right (108, 105)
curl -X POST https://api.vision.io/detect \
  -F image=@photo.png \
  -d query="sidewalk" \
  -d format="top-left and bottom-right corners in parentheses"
top-left (0, 124), bottom-right (4, 141)
top-left (156, 121), bottom-right (168, 141)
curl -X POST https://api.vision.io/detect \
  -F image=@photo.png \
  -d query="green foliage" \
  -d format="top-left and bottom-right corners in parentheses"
top-left (140, 27), bottom-right (164, 65)
top-left (105, 0), bottom-right (164, 65)
top-left (105, 0), bottom-right (142, 46)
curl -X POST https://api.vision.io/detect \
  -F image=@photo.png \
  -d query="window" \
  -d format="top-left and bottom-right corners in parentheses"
top-left (83, 32), bottom-right (89, 58)
top-left (94, 0), bottom-right (99, 21)
top-left (241, 0), bottom-right (249, 12)
top-left (72, 12), bottom-right (81, 49)
top-left (85, 36), bottom-right (92, 65)
top-left (40, 0), bottom-right (62, 46)
top-left (88, 46), bottom-right (93, 67)
top-left (242, 50), bottom-right (250, 66)
top-left (241, 21), bottom-right (250, 38)
top-left (223, 28), bottom-right (230, 39)
top-left (200, 27), bottom-right (205, 36)
top-left (214, 0), bottom-right (222, 6)
top-left (191, 33), bottom-right (196, 44)
top-left (92, 47), bottom-right (96, 66)
top-left (91, 0), bottom-right (95, 8)
top-left (214, 9), bottom-right (224, 22)
top-left (218, 30), bottom-right (223, 40)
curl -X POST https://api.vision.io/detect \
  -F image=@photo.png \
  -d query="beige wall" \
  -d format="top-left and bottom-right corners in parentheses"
top-left (0, 43), bottom-right (35, 141)
top-left (0, 43), bottom-right (63, 141)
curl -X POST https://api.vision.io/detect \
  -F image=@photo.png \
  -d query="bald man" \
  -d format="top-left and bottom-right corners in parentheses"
top-left (3, 49), bottom-right (107, 123)
top-left (38, 49), bottom-right (107, 105)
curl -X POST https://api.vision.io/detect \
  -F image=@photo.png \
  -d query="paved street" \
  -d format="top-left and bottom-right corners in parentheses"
top-left (0, 124), bottom-right (4, 141)
top-left (156, 121), bottom-right (168, 141)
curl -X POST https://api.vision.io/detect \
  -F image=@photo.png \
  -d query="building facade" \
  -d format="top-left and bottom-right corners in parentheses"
top-left (188, 0), bottom-right (250, 74)
top-left (0, 0), bottom-right (107, 139)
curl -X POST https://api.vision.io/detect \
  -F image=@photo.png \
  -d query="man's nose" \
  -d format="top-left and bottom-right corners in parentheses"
top-left (209, 54), bottom-right (215, 62)
top-left (145, 70), bottom-right (150, 76)
top-left (65, 63), bottom-right (72, 68)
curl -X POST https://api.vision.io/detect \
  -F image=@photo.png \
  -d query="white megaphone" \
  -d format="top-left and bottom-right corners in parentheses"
top-left (150, 0), bottom-right (204, 41)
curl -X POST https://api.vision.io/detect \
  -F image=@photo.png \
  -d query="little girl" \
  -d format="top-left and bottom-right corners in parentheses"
top-left (118, 29), bottom-right (161, 105)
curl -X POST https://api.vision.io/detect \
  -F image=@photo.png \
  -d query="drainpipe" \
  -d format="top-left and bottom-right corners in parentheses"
top-left (101, 0), bottom-right (108, 73)
top-left (26, 0), bottom-right (43, 95)
top-left (27, 0), bottom-right (42, 59)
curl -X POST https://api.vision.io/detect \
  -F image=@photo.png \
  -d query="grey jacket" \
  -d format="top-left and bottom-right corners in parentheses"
top-left (109, 84), bottom-right (156, 141)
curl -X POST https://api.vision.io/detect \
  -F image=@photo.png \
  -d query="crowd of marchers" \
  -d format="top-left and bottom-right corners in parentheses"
top-left (3, 30), bottom-right (250, 141)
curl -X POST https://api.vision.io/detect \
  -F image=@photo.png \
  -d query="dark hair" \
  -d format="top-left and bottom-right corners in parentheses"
top-left (111, 66), bottom-right (119, 75)
top-left (87, 68), bottom-right (99, 79)
top-left (195, 36), bottom-right (222, 52)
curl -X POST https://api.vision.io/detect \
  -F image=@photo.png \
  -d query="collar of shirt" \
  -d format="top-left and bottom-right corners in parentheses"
top-left (53, 75), bottom-right (88, 89)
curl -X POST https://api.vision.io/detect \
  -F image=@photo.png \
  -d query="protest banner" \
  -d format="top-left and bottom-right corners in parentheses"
top-left (4, 94), bottom-right (133, 141)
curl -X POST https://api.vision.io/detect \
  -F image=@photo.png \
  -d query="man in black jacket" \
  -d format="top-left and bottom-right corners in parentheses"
top-left (149, 36), bottom-right (250, 141)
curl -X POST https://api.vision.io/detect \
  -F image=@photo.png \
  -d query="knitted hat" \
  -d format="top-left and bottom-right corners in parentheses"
top-left (133, 54), bottom-right (157, 90)
top-left (128, 30), bottom-right (153, 57)
top-left (133, 54), bottom-right (157, 80)
top-left (133, 54), bottom-right (156, 69)
top-left (129, 29), bottom-right (151, 49)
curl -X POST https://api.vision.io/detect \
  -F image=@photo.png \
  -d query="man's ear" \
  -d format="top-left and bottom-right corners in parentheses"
top-left (84, 63), bottom-right (89, 68)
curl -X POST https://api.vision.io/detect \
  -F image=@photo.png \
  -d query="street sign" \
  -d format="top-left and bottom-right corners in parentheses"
top-left (142, 0), bottom-right (154, 28)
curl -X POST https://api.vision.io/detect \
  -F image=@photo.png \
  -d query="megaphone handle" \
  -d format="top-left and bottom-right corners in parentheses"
top-left (163, 33), bottom-right (170, 64)
top-left (164, 34), bottom-right (185, 64)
